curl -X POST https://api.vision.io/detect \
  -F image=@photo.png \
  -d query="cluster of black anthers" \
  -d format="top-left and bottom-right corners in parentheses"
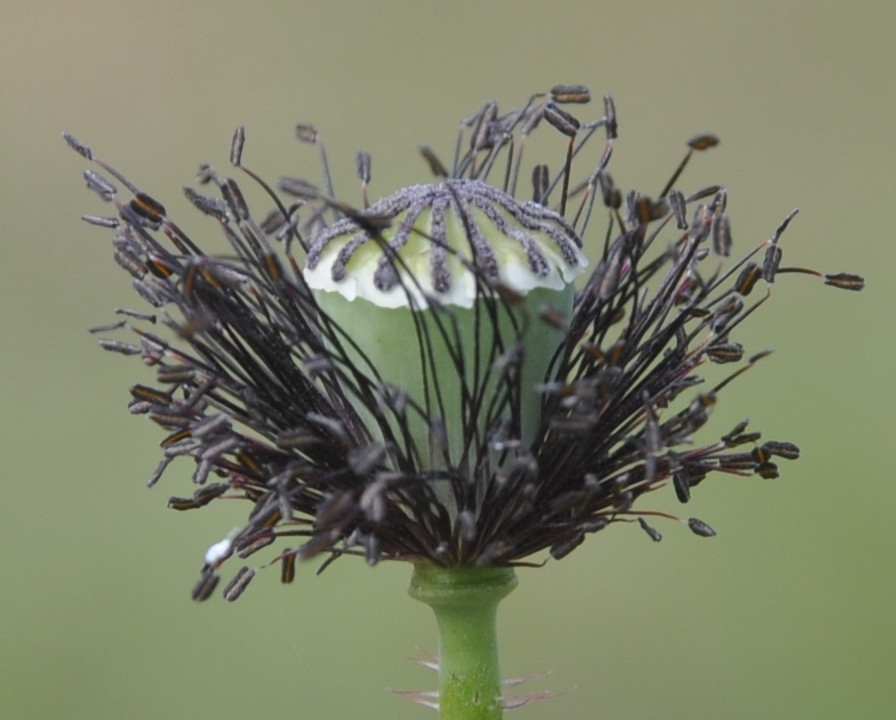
top-left (67, 85), bottom-right (862, 601)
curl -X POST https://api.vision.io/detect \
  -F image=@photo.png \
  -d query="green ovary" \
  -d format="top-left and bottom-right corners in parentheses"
top-left (313, 280), bottom-right (573, 472)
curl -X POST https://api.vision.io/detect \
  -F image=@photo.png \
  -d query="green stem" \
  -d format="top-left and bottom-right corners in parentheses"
top-left (409, 564), bottom-right (518, 720)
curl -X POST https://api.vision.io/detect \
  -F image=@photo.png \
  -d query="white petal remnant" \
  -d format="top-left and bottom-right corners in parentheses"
top-left (304, 179), bottom-right (587, 309)
top-left (204, 537), bottom-right (233, 567)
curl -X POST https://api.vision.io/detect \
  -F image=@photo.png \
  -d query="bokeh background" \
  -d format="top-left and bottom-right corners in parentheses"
top-left (2, 2), bottom-right (892, 718)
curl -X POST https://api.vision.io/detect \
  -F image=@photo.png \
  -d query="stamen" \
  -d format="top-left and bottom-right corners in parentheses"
top-left (687, 517), bottom-right (717, 537)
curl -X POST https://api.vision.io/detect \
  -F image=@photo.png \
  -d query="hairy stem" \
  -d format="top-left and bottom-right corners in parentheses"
top-left (409, 564), bottom-right (518, 720)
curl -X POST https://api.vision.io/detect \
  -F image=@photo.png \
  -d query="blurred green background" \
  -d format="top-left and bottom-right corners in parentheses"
top-left (2, 1), bottom-right (892, 718)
